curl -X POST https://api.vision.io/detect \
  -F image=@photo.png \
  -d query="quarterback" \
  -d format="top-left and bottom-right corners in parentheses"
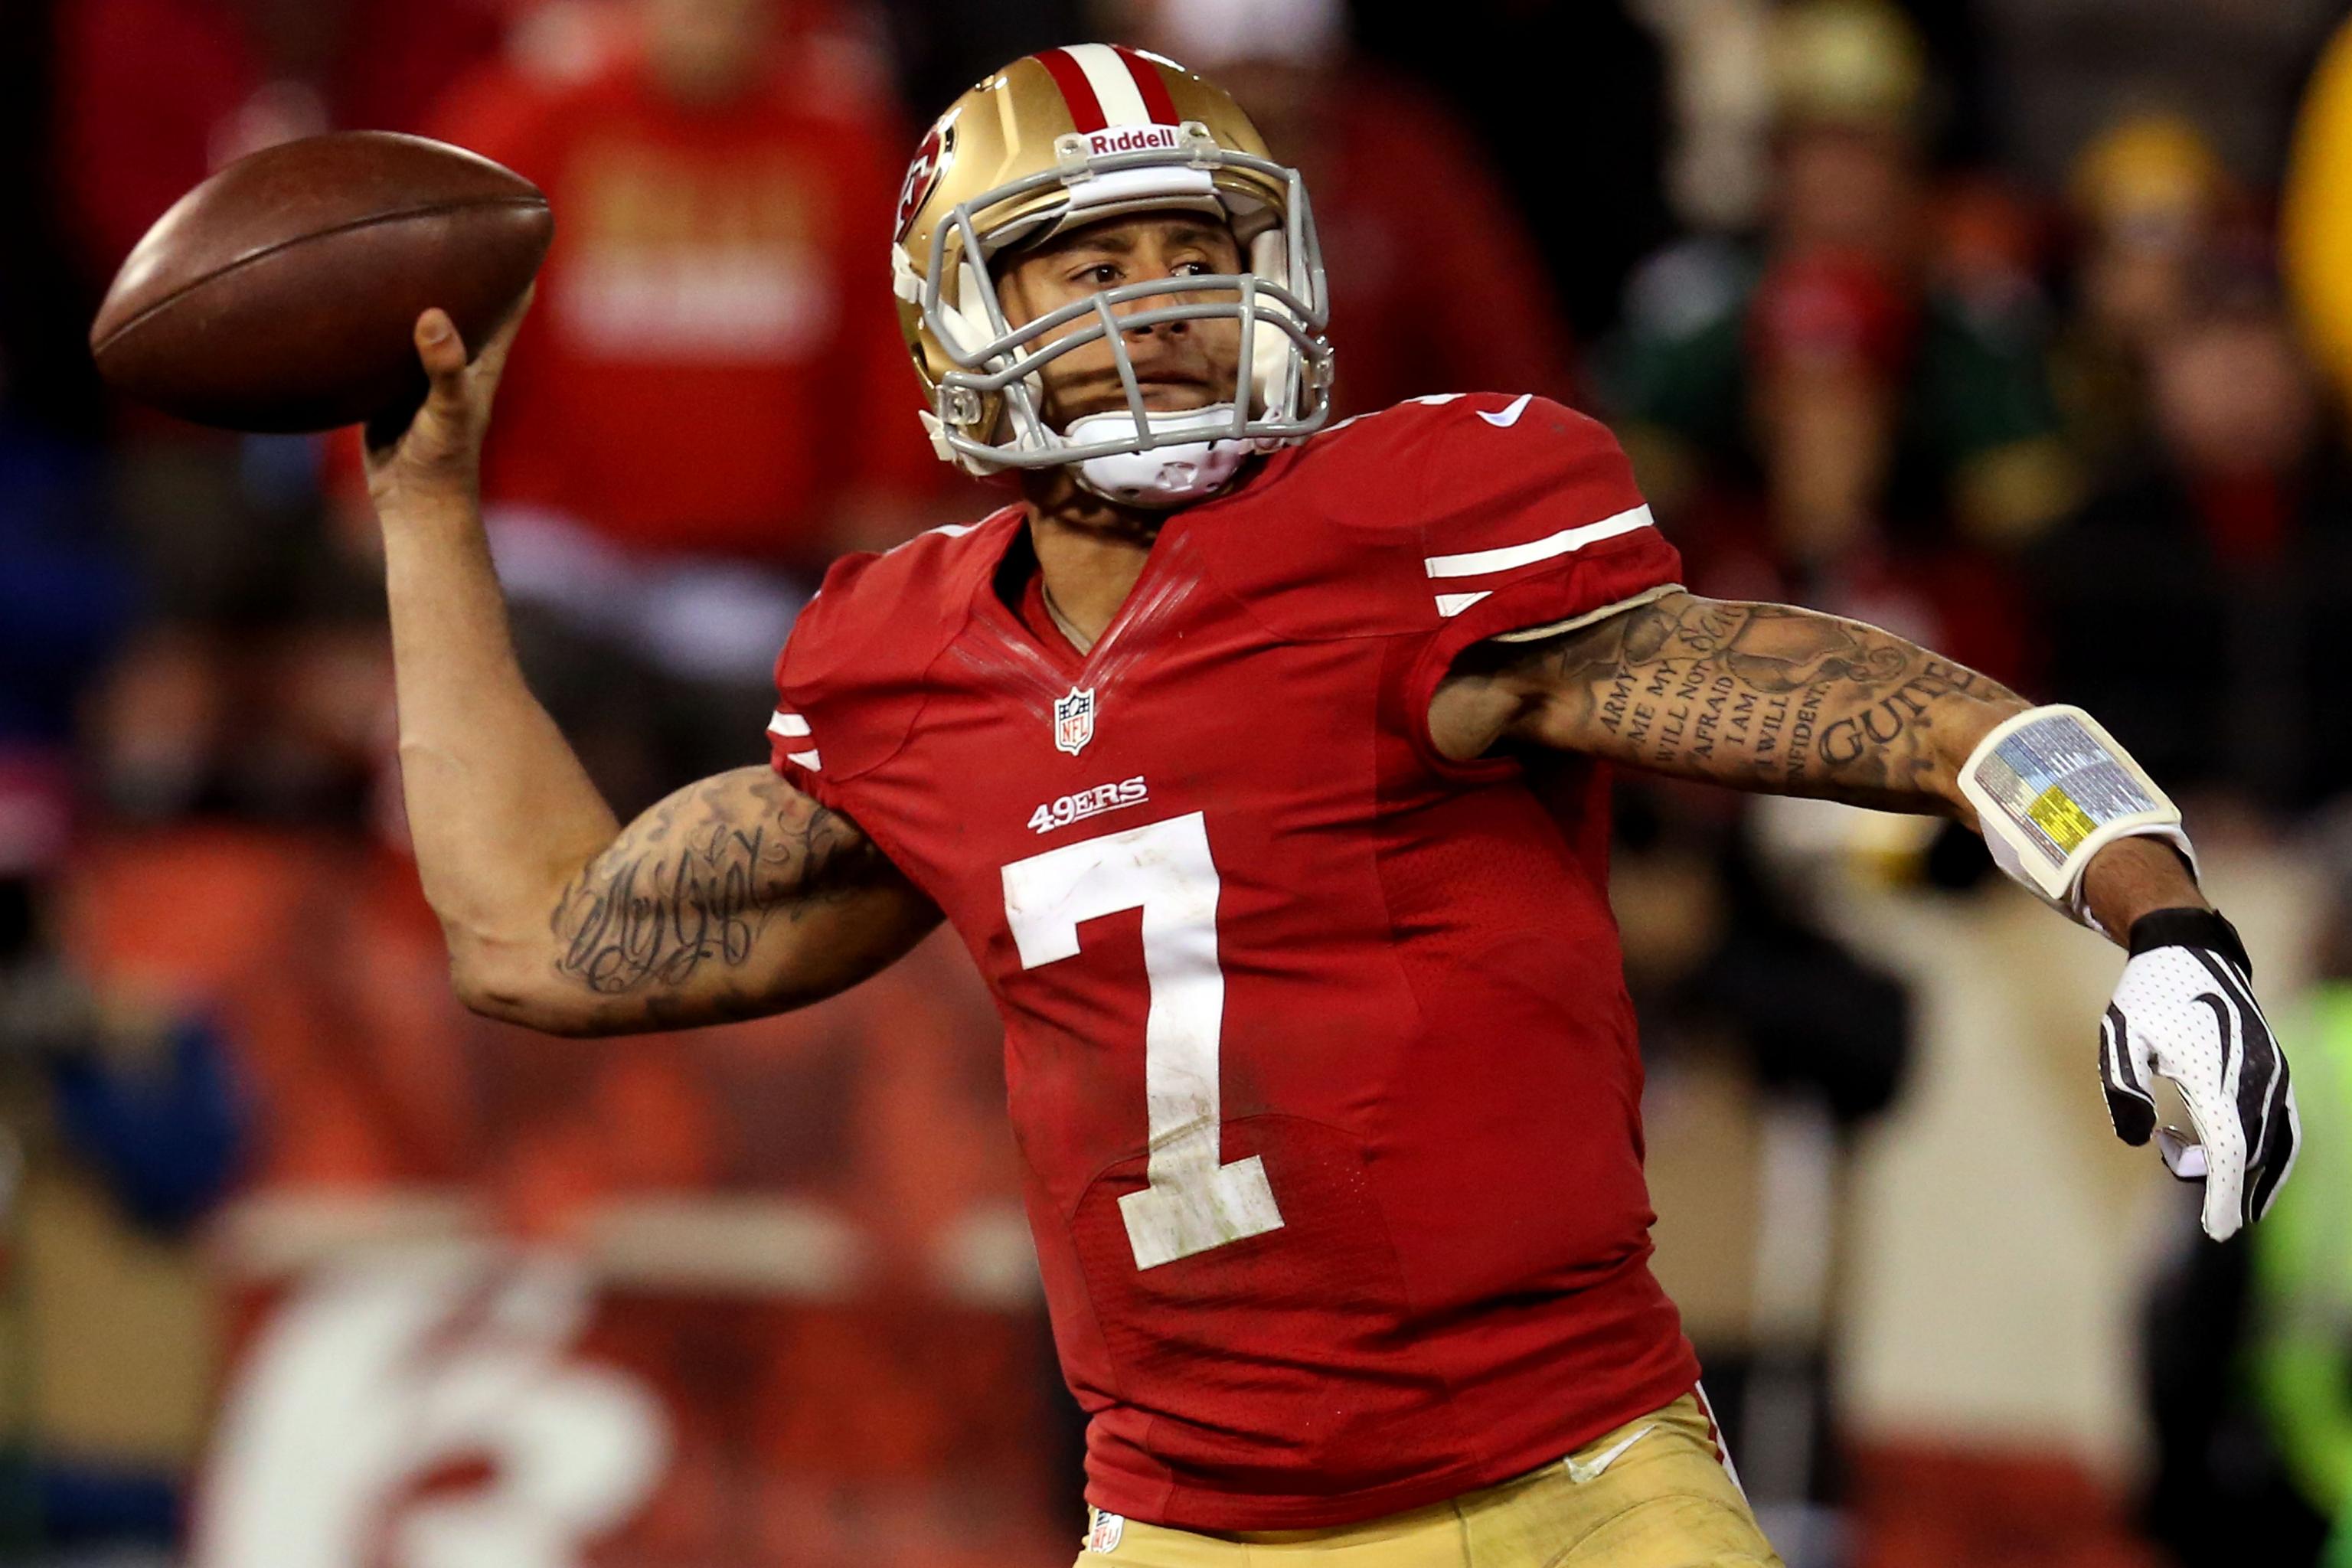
top-left (364, 46), bottom-right (2298, 1568)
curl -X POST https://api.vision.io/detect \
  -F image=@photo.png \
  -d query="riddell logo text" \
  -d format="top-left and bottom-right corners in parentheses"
top-left (1086, 125), bottom-right (1180, 155)
top-left (1027, 777), bottom-right (1149, 834)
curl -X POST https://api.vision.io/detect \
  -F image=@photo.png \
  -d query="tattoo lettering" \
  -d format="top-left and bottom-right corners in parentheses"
top-left (1469, 596), bottom-right (2024, 809)
top-left (551, 769), bottom-right (894, 999)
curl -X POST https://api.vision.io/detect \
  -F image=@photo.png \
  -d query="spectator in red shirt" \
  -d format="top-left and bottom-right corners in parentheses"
top-left (433, 0), bottom-right (936, 568)
top-left (418, 0), bottom-right (951, 807)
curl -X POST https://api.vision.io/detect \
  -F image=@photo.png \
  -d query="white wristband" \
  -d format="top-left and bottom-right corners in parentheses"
top-left (1958, 704), bottom-right (2195, 931)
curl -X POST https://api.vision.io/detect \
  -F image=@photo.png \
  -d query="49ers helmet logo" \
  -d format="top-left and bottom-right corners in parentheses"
top-left (895, 117), bottom-right (956, 243)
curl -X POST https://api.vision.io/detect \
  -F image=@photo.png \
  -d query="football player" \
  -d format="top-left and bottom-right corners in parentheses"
top-left (362, 45), bottom-right (2298, 1568)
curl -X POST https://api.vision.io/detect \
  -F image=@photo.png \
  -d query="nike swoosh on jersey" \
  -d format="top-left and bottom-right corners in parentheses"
top-left (1477, 393), bottom-right (1534, 428)
top-left (1563, 1423), bottom-right (1657, 1485)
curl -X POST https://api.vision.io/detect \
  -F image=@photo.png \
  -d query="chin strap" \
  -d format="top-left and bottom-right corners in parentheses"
top-left (1064, 406), bottom-right (1262, 508)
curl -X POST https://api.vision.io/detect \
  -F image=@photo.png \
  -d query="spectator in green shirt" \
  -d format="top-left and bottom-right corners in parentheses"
top-left (1601, 0), bottom-right (2077, 563)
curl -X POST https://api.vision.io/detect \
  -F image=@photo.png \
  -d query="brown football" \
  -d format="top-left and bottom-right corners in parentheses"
top-left (90, 131), bottom-right (552, 433)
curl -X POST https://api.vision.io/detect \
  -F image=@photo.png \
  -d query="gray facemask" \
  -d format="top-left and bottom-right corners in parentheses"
top-left (894, 122), bottom-right (1337, 505)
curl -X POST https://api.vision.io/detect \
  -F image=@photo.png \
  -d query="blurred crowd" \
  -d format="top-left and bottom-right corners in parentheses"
top-left (7, 0), bottom-right (2352, 1565)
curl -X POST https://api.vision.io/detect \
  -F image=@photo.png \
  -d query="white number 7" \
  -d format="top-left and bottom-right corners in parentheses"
top-left (1001, 812), bottom-right (1284, 1269)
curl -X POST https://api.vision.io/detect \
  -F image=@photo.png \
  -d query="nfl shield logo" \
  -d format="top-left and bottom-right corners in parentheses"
top-left (1054, 686), bottom-right (1097, 756)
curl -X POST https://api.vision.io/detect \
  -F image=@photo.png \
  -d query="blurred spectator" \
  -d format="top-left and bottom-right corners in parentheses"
top-left (2026, 299), bottom-right (2352, 815)
top-left (1612, 244), bottom-right (2039, 684)
top-left (1605, 0), bottom-right (2076, 625)
top-left (409, 0), bottom-right (948, 808)
top-left (2050, 114), bottom-right (2252, 480)
top-left (1122, 0), bottom-right (1577, 416)
top-left (0, 765), bottom-right (248, 1560)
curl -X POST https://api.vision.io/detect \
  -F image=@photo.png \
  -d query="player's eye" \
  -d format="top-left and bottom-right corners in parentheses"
top-left (1071, 263), bottom-right (1122, 287)
top-left (1171, 259), bottom-right (1215, 277)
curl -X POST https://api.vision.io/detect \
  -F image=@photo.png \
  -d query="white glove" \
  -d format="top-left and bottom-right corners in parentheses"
top-left (2099, 909), bottom-right (2299, 1241)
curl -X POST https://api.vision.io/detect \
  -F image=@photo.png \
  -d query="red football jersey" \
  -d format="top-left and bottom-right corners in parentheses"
top-left (768, 394), bottom-right (1700, 1530)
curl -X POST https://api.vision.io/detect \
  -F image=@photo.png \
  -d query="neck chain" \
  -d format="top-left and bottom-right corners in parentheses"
top-left (1039, 577), bottom-right (1097, 655)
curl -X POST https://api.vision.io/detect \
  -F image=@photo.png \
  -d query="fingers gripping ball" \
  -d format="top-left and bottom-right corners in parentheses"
top-left (2101, 909), bottom-right (2300, 1240)
top-left (360, 299), bottom-right (531, 484)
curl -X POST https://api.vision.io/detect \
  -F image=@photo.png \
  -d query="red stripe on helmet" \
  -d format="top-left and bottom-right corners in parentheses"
top-left (1112, 45), bottom-right (1182, 125)
top-left (1035, 48), bottom-right (1107, 133)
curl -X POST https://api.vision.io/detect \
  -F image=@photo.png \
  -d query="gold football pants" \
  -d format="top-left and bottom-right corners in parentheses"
top-left (1074, 1393), bottom-right (1782, 1568)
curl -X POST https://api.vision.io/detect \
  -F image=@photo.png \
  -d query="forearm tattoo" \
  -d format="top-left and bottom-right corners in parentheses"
top-left (551, 769), bottom-right (896, 999)
top-left (1492, 595), bottom-right (2026, 808)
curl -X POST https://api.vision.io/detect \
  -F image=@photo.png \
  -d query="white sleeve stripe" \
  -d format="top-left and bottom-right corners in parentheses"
top-left (1423, 504), bottom-right (1654, 579)
top-left (1434, 590), bottom-right (1493, 618)
top-left (768, 712), bottom-right (812, 737)
top-left (786, 748), bottom-right (822, 770)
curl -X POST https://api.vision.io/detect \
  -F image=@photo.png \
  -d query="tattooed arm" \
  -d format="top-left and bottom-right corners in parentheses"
top-left (395, 663), bottom-right (934, 1039)
top-left (367, 303), bottom-right (936, 1037)
top-left (502, 767), bottom-right (939, 1035)
top-left (1429, 591), bottom-right (2207, 936)
top-left (1434, 593), bottom-right (2024, 809)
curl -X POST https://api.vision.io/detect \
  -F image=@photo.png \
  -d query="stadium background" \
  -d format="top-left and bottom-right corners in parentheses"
top-left (6, 0), bottom-right (2352, 1563)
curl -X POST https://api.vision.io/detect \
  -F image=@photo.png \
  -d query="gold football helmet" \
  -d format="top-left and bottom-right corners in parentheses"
top-left (891, 45), bottom-right (1334, 505)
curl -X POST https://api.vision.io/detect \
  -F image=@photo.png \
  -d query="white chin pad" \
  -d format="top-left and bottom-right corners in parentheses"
top-left (1066, 407), bottom-right (1253, 507)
